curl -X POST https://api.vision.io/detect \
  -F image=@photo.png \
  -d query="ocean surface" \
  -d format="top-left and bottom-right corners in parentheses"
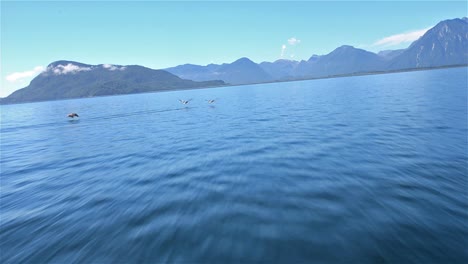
top-left (1, 67), bottom-right (467, 263)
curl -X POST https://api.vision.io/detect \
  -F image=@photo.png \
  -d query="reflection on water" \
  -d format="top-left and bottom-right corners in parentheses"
top-left (1, 68), bottom-right (467, 263)
top-left (68, 119), bottom-right (80, 124)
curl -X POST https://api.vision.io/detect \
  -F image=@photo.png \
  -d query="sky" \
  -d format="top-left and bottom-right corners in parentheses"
top-left (1, 1), bottom-right (467, 97)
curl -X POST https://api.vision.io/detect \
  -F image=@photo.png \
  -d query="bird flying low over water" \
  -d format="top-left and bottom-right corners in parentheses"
top-left (206, 99), bottom-right (216, 104)
top-left (68, 113), bottom-right (79, 118)
top-left (179, 99), bottom-right (192, 105)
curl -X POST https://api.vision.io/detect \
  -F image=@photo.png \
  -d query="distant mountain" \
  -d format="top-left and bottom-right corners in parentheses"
top-left (378, 49), bottom-right (405, 60)
top-left (165, 17), bottom-right (467, 82)
top-left (167, 45), bottom-right (386, 83)
top-left (294, 46), bottom-right (386, 78)
top-left (166, 57), bottom-right (273, 85)
top-left (259, 59), bottom-right (300, 80)
top-left (388, 17), bottom-right (468, 69)
top-left (2, 61), bottom-right (225, 104)
top-left (162, 63), bottom-right (220, 82)
top-left (216, 57), bottom-right (273, 84)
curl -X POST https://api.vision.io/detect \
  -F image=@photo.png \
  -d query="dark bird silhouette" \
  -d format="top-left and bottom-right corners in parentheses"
top-left (68, 113), bottom-right (79, 118)
top-left (206, 99), bottom-right (216, 104)
top-left (179, 99), bottom-right (192, 105)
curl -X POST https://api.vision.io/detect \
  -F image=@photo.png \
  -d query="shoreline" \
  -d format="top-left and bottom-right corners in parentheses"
top-left (2, 64), bottom-right (467, 106)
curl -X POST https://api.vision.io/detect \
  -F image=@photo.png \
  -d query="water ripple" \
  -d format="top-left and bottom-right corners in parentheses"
top-left (1, 68), bottom-right (467, 263)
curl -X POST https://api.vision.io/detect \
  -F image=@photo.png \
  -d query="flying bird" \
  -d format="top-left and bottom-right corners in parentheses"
top-left (206, 99), bottom-right (216, 104)
top-left (67, 113), bottom-right (79, 118)
top-left (179, 99), bottom-right (192, 105)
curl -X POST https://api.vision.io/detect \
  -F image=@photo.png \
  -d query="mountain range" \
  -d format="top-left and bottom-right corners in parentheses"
top-left (166, 17), bottom-right (467, 83)
top-left (2, 62), bottom-right (225, 104)
top-left (2, 17), bottom-right (467, 104)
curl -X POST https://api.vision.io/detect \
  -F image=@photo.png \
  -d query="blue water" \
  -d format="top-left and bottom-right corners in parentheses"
top-left (1, 67), bottom-right (467, 263)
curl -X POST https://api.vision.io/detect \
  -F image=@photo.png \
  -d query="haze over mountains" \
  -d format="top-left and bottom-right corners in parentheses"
top-left (166, 17), bottom-right (468, 83)
top-left (2, 17), bottom-right (467, 104)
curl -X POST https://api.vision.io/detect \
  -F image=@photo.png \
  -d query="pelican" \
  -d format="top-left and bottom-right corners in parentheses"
top-left (67, 113), bottom-right (79, 118)
top-left (179, 99), bottom-right (192, 105)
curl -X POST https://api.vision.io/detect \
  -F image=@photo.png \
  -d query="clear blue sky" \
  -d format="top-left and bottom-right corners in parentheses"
top-left (1, 1), bottom-right (466, 97)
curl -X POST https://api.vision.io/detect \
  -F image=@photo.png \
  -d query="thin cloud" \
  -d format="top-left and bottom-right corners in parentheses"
top-left (102, 64), bottom-right (126, 71)
top-left (280, 37), bottom-right (301, 58)
top-left (281, 44), bottom-right (287, 57)
top-left (103, 64), bottom-right (116, 70)
top-left (373, 28), bottom-right (430, 47)
top-left (50, 63), bottom-right (92, 75)
top-left (288, 37), bottom-right (301, 46)
top-left (6, 66), bottom-right (45, 82)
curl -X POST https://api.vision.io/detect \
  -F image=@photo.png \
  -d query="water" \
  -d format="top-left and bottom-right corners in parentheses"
top-left (1, 67), bottom-right (467, 263)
